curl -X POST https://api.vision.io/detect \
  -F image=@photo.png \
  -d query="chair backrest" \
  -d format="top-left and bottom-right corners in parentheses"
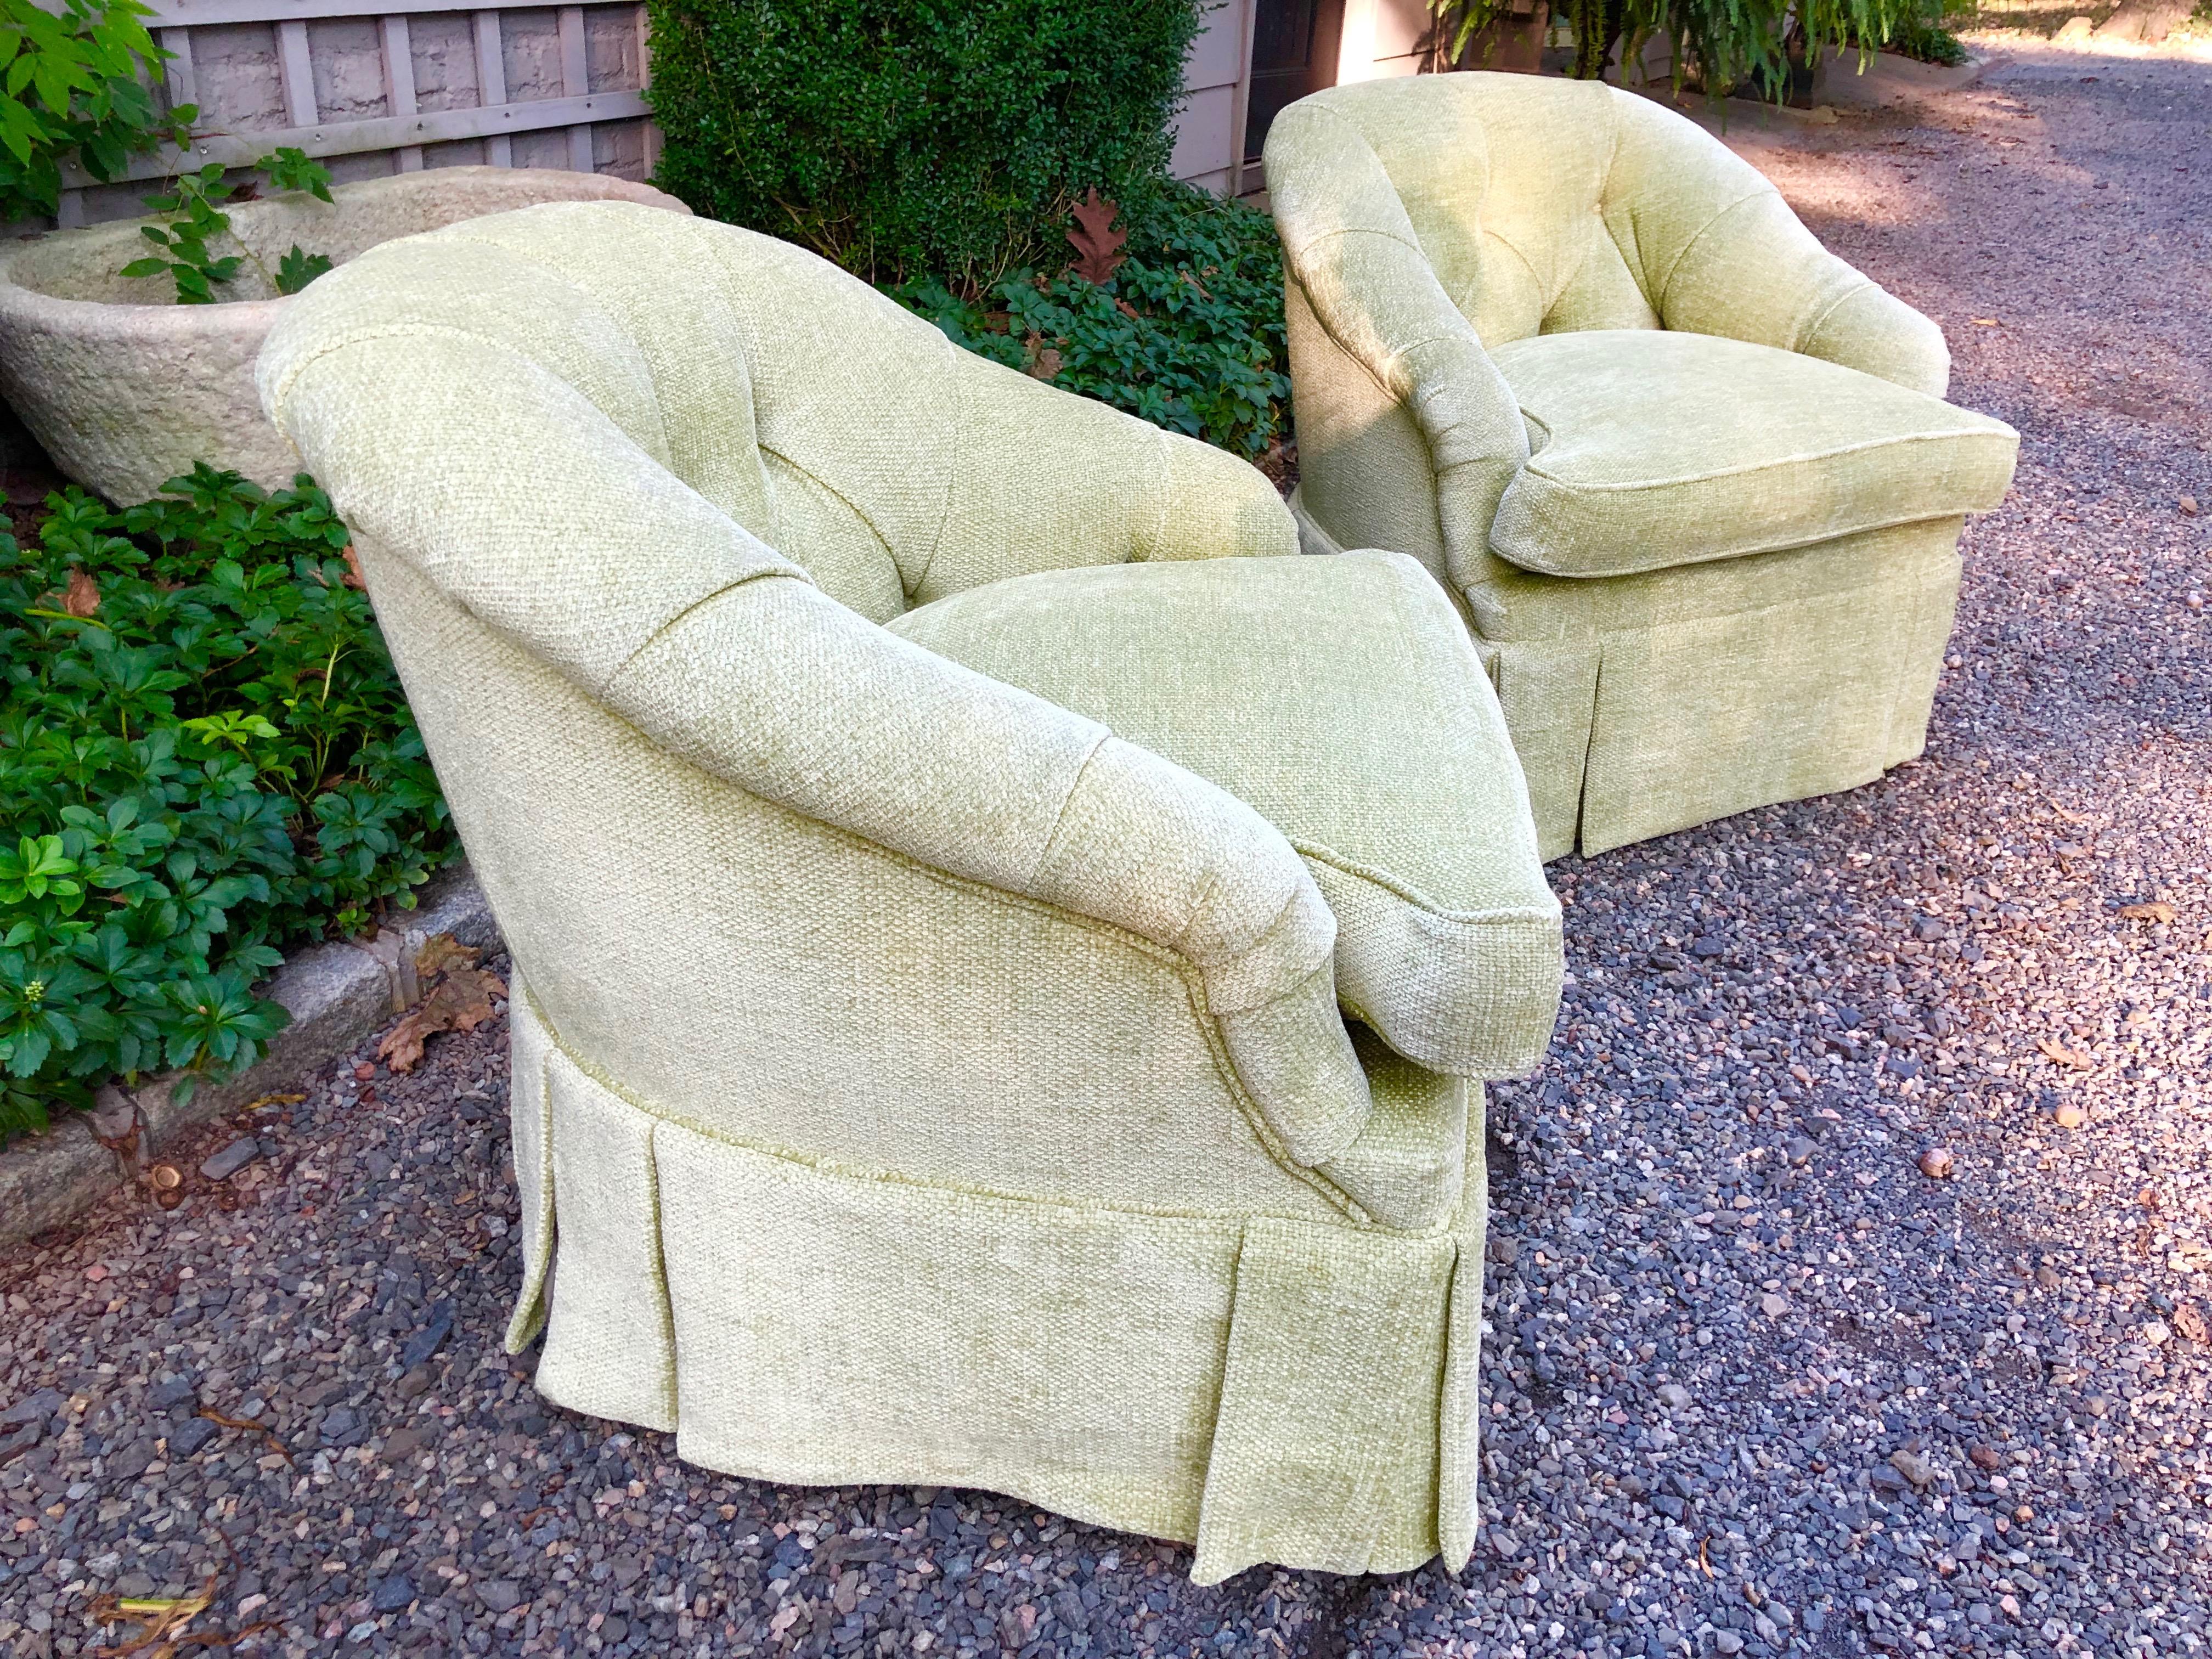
top-left (259, 202), bottom-right (1223, 623)
top-left (1271, 73), bottom-right (1793, 348)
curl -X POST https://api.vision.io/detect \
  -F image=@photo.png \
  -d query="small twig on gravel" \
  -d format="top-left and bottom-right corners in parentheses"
top-left (194, 1409), bottom-right (291, 1464)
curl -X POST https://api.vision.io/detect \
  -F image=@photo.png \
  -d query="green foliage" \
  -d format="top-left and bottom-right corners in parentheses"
top-left (645, 0), bottom-right (1204, 289)
top-left (120, 162), bottom-right (243, 302)
top-left (1883, 18), bottom-right (1968, 59)
top-left (120, 148), bottom-right (335, 303)
top-left (275, 243), bottom-right (334, 295)
top-left (259, 143), bottom-right (331, 202)
top-left (1434, 0), bottom-right (1955, 94)
top-left (0, 469), bottom-right (455, 1142)
top-left (891, 185), bottom-right (1290, 460)
top-left (0, 0), bottom-right (193, 224)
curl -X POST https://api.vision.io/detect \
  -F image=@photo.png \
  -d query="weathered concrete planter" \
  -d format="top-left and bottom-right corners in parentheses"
top-left (0, 166), bottom-right (688, 505)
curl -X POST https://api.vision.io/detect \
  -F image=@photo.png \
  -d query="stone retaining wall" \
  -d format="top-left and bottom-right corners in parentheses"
top-left (0, 866), bottom-right (500, 1245)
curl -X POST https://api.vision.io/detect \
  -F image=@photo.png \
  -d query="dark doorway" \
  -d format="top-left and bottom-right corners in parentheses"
top-left (1243, 0), bottom-right (1346, 168)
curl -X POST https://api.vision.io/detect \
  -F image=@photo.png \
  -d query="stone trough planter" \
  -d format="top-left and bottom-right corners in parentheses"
top-left (0, 166), bottom-right (688, 505)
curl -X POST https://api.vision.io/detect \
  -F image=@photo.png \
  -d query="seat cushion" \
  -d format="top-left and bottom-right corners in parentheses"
top-left (1486, 330), bottom-right (2018, 578)
top-left (889, 550), bottom-right (1562, 1080)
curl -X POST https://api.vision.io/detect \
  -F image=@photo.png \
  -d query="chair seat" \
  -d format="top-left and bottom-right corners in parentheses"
top-left (889, 549), bottom-right (1560, 1079)
top-left (1487, 330), bottom-right (2019, 579)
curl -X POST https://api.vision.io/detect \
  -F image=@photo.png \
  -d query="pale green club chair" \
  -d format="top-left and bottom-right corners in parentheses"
top-left (256, 204), bottom-right (1565, 1582)
top-left (1265, 74), bottom-right (2021, 860)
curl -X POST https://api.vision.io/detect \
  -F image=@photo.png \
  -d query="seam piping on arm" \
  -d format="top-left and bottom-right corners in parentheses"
top-left (1796, 276), bottom-right (1873, 359)
top-left (1291, 840), bottom-right (1560, 926)
top-left (1025, 729), bottom-right (1115, 895)
top-left (1480, 227), bottom-right (1545, 314)
top-left (399, 227), bottom-right (682, 464)
top-left (1650, 186), bottom-right (1779, 315)
top-left (903, 345), bottom-right (968, 601)
top-left (601, 568), bottom-right (814, 697)
top-left (1292, 223), bottom-right (1433, 264)
top-left (267, 319), bottom-right (521, 420)
top-left (1145, 423), bottom-right (1175, 562)
top-left (756, 442), bottom-right (897, 566)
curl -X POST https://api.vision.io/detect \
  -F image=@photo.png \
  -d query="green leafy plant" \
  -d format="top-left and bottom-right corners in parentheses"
top-left (1432, 0), bottom-right (1954, 95)
top-left (274, 242), bottom-right (334, 296)
top-left (120, 162), bottom-right (243, 302)
top-left (0, 467), bottom-right (456, 1142)
top-left (258, 143), bottom-right (330, 200)
top-left (891, 184), bottom-right (1291, 461)
top-left (1883, 18), bottom-right (1967, 58)
top-left (645, 0), bottom-right (1204, 289)
top-left (121, 146), bottom-right (336, 304)
top-left (0, 0), bottom-right (193, 224)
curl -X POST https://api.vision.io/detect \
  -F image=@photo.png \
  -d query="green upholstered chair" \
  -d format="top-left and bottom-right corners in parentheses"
top-left (1264, 73), bottom-right (2021, 860)
top-left (256, 203), bottom-right (1565, 1582)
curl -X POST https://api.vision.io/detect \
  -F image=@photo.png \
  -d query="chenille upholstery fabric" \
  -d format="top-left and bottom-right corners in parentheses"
top-left (256, 202), bottom-right (1565, 1582)
top-left (890, 549), bottom-right (1559, 1085)
top-left (1264, 74), bottom-right (2020, 857)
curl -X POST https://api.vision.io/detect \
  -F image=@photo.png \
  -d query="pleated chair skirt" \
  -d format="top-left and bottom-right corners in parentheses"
top-left (502, 976), bottom-right (1493, 1584)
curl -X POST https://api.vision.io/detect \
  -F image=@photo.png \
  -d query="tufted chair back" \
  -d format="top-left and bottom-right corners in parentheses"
top-left (262, 201), bottom-right (1282, 624)
top-left (1267, 73), bottom-right (1944, 388)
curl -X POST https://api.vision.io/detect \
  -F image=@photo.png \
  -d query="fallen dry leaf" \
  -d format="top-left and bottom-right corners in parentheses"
top-left (1020, 331), bottom-right (1063, 381)
top-left (196, 1408), bottom-right (291, 1463)
top-left (89, 1565), bottom-right (279, 1657)
top-left (90, 1572), bottom-right (212, 1656)
top-left (63, 567), bottom-right (100, 618)
top-left (2176, 1302), bottom-right (2211, 1345)
top-left (2119, 901), bottom-right (2177, 924)
top-left (340, 543), bottom-right (368, 590)
top-left (2037, 1036), bottom-right (2094, 1070)
top-left (91, 1527), bottom-right (283, 1656)
top-left (1066, 187), bottom-right (1127, 284)
top-left (377, 966), bottom-right (505, 1074)
top-left (411, 932), bottom-right (481, 978)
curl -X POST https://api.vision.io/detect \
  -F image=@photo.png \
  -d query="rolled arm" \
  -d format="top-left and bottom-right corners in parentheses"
top-left (1264, 100), bottom-right (1531, 590)
top-left (263, 325), bottom-right (1372, 1169)
top-left (1607, 94), bottom-right (1950, 397)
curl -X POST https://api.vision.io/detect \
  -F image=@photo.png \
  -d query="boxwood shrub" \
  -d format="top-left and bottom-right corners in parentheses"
top-left (644, 0), bottom-right (1204, 289)
top-left (0, 468), bottom-right (455, 1142)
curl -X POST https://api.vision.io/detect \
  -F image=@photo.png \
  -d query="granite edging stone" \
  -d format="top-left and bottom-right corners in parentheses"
top-left (0, 863), bottom-right (499, 1245)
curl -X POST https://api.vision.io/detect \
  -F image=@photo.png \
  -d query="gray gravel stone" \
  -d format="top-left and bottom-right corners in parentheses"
top-left (475, 1578), bottom-right (523, 1615)
top-left (166, 1415), bottom-right (219, 1459)
top-left (198, 1138), bottom-right (261, 1182)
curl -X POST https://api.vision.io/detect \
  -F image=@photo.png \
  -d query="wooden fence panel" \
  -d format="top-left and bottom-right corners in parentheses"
top-left (52, 0), bottom-right (656, 227)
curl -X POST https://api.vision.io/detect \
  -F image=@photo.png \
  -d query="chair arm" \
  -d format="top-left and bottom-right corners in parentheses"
top-left (263, 324), bottom-right (1371, 1169)
top-left (1607, 94), bottom-right (1950, 398)
top-left (1264, 99), bottom-right (1531, 592)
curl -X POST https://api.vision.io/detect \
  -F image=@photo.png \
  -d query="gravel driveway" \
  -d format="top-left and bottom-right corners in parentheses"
top-left (4, 43), bottom-right (2208, 1659)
